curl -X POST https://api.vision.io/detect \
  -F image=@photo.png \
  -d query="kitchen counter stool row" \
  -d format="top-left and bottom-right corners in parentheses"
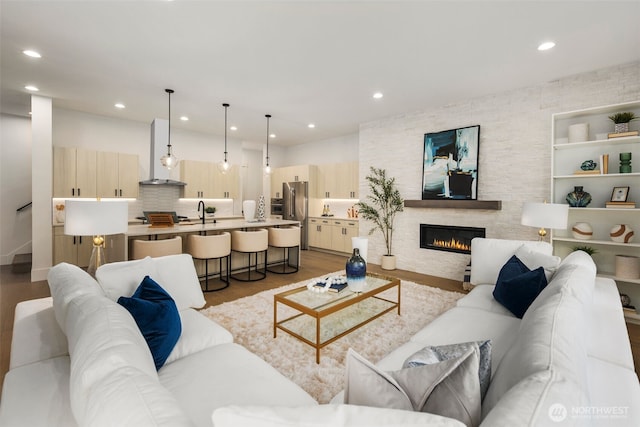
top-left (130, 226), bottom-right (301, 292)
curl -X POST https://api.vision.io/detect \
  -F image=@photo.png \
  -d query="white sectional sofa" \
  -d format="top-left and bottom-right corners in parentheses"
top-left (0, 254), bottom-right (317, 427)
top-left (325, 238), bottom-right (640, 426)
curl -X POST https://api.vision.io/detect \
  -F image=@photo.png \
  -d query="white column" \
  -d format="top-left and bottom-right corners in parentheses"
top-left (31, 95), bottom-right (53, 281)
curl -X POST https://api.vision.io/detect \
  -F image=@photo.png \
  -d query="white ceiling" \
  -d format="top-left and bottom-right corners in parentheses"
top-left (2, 1), bottom-right (639, 146)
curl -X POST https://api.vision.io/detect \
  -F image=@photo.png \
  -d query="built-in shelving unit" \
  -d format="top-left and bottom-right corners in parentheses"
top-left (550, 101), bottom-right (640, 324)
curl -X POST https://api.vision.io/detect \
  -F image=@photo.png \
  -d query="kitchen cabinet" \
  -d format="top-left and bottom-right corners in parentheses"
top-left (316, 162), bottom-right (358, 199)
top-left (271, 165), bottom-right (316, 198)
top-left (212, 164), bottom-right (239, 199)
top-left (181, 160), bottom-right (239, 199)
top-left (53, 226), bottom-right (93, 267)
top-left (96, 151), bottom-right (139, 198)
top-left (308, 217), bottom-right (359, 253)
top-left (330, 219), bottom-right (359, 253)
top-left (181, 160), bottom-right (213, 198)
top-left (550, 100), bottom-right (640, 323)
top-left (53, 146), bottom-right (97, 198)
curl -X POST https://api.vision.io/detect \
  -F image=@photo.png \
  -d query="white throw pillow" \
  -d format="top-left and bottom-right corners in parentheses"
top-left (212, 404), bottom-right (466, 427)
top-left (153, 254), bottom-right (206, 310)
top-left (514, 245), bottom-right (561, 282)
top-left (96, 256), bottom-right (158, 301)
top-left (470, 238), bottom-right (552, 285)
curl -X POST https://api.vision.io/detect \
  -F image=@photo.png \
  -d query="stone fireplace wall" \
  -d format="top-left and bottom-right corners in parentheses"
top-left (357, 61), bottom-right (640, 281)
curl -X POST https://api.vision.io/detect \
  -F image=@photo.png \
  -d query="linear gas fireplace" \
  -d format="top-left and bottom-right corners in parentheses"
top-left (420, 224), bottom-right (486, 254)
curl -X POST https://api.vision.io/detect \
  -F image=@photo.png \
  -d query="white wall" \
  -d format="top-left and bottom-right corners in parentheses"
top-left (282, 133), bottom-right (359, 166)
top-left (359, 61), bottom-right (640, 281)
top-left (0, 114), bottom-right (32, 265)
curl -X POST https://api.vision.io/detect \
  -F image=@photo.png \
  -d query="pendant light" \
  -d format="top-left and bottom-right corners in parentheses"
top-left (264, 114), bottom-right (272, 175)
top-left (218, 103), bottom-right (231, 174)
top-left (160, 88), bottom-right (178, 170)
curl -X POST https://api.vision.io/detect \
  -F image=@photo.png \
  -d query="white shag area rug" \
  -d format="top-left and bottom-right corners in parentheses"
top-left (200, 273), bottom-right (464, 403)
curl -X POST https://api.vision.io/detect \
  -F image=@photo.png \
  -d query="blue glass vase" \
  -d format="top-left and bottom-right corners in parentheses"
top-left (346, 248), bottom-right (367, 293)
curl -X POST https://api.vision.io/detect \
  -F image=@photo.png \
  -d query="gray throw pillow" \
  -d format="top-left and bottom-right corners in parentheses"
top-left (344, 347), bottom-right (482, 427)
top-left (404, 340), bottom-right (492, 401)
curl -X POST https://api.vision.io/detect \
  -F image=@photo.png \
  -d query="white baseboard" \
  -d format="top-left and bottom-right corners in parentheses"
top-left (0, 241), bottom-right (33, 266)
top-left (31, 267), bottom-right (49, 282)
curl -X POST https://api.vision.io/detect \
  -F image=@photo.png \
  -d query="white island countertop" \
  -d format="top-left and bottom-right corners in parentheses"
top-left (127, 218), bottom-right (300, 237)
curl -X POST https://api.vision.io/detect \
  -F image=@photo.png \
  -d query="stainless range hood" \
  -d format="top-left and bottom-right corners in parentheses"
top-left (139, 119), bottom-right (186, 186)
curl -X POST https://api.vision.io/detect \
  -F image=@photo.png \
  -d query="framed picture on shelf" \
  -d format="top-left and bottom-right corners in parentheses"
top-left (611, 186), bottom-right (630, 202)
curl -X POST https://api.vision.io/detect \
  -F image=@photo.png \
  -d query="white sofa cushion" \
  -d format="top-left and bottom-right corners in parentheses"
top-left (456, 285), bottom-right (516, 318)
top-left (65, 294), bottom-right (160, 424)
top-left (82, 366), bottom-right (194, 427)
top-left (10, 297), bottom-right (68, 369)
top-left (212, 404), bottom-right (464, 427)
top-left (0, 356), bottom-right (76, 427)
top-left (212, 404), bottom-right (466, 427)
top-left (96, 254), bottom-right (206, 310)
top-left (482, 291), bottom-right (589, 415)
top-left (164, 308), bottom-right (234, 365)
top-left (159, 343), bottom-right (317, 427)
top-left (47, 262), bottom-right (104, 332)
top-left (408, 307), bottom-right (520, 376)
top-left (480, 370), bottom-right (588, 427)
top-left (514, 244), bottom-right (561, 282)
top-left (470, 238), bottom-right (552, 285)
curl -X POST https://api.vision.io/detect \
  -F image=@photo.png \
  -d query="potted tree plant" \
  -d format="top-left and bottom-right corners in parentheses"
top-left (356, 167), bottom-right (404, 270)
top-left (608, 112), bottom-right (637, 134)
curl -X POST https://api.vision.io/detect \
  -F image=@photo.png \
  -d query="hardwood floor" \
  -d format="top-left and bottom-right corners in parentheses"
top-left (2, 249), bottom-right (640, 394)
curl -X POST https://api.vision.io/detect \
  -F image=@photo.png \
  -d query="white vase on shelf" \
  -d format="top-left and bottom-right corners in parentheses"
top-left (243, 200), bottom-right (256, 222)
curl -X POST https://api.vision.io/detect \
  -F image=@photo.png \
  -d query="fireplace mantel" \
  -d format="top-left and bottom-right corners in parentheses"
top-left (404, 200), bottom-right (502, 210)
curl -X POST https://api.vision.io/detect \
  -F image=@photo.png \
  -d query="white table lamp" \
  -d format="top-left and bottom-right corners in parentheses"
top-left (521, 202), bottom-right (569, 241)
top-left (64, 200), bottom-right (128, 276)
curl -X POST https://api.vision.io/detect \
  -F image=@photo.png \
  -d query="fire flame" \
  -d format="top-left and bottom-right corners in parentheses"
top-left (432, 238), bottom-right (470, 252)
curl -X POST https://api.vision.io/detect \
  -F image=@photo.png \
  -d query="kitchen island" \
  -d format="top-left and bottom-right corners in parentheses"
top-left (125, 218), bottom-right (301, 278)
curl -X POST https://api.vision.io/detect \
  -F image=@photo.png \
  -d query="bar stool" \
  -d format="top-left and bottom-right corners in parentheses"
top-left (187, 232), bottom-right (231, 292)
top-left (230, 229), bottom-right (268, 282)
top-left (267, 226), bottom-right (300, 274)
top-left (131, 236), bottom-right (182, 260)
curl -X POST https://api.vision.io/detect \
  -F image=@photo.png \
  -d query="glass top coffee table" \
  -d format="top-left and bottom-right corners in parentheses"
top-left (274, 272), bottom-right (401, 363)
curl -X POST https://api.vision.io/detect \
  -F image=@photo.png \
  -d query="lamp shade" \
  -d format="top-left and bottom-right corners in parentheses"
top-left (521, 202), bottom-right (569, 230)
top-left (64, 200), bottom-right (128, 236)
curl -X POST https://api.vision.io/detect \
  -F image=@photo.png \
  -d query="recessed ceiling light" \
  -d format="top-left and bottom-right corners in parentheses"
top-left (373, 92), bottom-right (383, 99)
top-left (114, 103), bottom-right (125, 109)
top-left (270, 134), bottom-right (276, 138)
top-left (230, 126), bottom-right (237, 131)
top-left (23, 50), bottom-right (41, 58)
top-left (308, 123), bottom-right (315, 129)
top-left (180, 116), bottom-right (189, 121)
top-left (24, 85), bottom-right (39, 92)
top-left (538, 41), bottom-right (556, 51)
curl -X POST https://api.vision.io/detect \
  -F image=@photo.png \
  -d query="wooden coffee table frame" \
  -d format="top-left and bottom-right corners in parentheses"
top-left (274, 272), bottom-right (401, 363)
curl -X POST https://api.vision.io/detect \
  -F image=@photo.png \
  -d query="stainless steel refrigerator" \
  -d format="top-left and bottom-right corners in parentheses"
top-left (283, 181), bottom-right (309, 250)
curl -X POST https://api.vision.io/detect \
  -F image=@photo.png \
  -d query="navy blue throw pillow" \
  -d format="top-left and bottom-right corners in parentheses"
top-left (118, 275), bottom-right (181, 370)
top-left (493, 256), bottom-right (548, 319)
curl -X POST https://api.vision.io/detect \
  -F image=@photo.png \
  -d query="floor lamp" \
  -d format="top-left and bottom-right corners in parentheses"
top-left (64, 200), bottom-right (128, 276)
top-left (520, 202), bottom-right (569, 241)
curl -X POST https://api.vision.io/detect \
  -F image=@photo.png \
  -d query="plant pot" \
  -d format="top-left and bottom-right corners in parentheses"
top-left (614, 122), bottom-right (630, 134)
top-left (381, 255), bottom-right (396, 270)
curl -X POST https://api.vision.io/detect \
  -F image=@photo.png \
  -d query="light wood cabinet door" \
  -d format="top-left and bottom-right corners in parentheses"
top-left (347, 161), bottom-right (359, 199)
top-left (181, 160), bottom-right (211, 198)
top-left (53, 147), bottom-right (97, 198)
top-left (271, 168), bottom-right (285, 198)
top-left (117, 153), bottom-right (139, 198)
top-left (74, 148), bottom-right (97, 198)
top-left (96, 151), bottom-right (119, 198)
top-left (221, 165), bottom-right (239, 199)
top-left (308, 219), bottom-right (321, 247)
top-left (53, 229), bottom-right (92, 268)
top-left (318, 219), bottom-right (333, 249)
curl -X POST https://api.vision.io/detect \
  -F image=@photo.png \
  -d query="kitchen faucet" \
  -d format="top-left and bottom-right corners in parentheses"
top-left (198, 200), bottom-right (205, 225)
